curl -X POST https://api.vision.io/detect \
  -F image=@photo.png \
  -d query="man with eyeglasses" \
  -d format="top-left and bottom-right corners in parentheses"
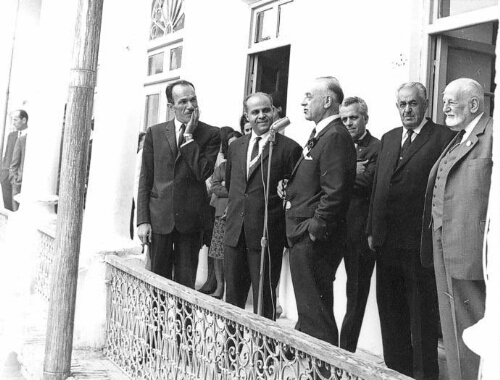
top-left (366, 82), bottom-right (454, 380)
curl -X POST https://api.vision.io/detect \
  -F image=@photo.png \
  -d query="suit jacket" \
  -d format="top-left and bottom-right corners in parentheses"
top-left (421, 113), bottom-right (493, 280)
top-left (285, 117), bottom-right (356, 247)
top-left (366, 119), bottom-right (455, 252)
top-left (224, 133), bottom-right (302, 250)
top-left (9, 134), bottom-right (27, 187)
top-left (346, 130), bottom-right (381, 255)
top-left (1, 131), bottom-right (18, 182)
top-left (137, 119), bottom-right (220, 234)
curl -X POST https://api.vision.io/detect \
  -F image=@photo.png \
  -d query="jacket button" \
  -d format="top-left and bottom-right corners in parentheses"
top-left (240, 212), bottom-right (244, 217)
top-left (245, 193), bottom-right (248, 197)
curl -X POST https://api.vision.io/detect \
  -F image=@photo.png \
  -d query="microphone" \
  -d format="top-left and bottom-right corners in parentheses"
top-left (270, 117), bottom-right (290, 133)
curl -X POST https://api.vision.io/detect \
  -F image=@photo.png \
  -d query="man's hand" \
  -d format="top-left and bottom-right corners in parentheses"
top-left (277, 179), bottom-right (288, 199)
top-left (185, 107), bottom-right (199, 135)
top-left (138, 223), bottom-right (152, 245)
top-left (356, 159), bottom-right (369, 175)
top-left (309, 232), bottom-right (317, 242)
top-left (367, 235), bottom-right (375, 252)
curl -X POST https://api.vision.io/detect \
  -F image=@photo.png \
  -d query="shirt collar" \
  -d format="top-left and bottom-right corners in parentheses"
top-left (174, 118), bottom-right (185, 133)
top-left (402, 117), bottom-right (426, 140)
top-left (250, 129), bottom-right (270, 144)
top-left (314, 114), bottom-right (340, 136)
top-left (355, 130), bottom-right (368, 143)
top-left (461, 113), bottom-right (483, 143)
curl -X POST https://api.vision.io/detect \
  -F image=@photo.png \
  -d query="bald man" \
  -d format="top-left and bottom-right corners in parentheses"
top-left (421, 78), bottom-right (493, 380)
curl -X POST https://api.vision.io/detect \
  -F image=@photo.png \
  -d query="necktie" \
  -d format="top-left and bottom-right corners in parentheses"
top-left (178, 124), bottom-right (186, 148)
top-left (251, 137), bottom-right (261, 161)
top-left (306, 128), bottom-right (317, 149)
top-left (448, 130), bottom-right (466, 153)
top-left (400, 129), bottom-right (414, 158)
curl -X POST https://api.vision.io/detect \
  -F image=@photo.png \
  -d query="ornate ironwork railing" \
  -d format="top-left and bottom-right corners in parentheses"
top-left (34, 228), bottom-right (55, 301)
top-left (105, 255), bottom-right (411, 380)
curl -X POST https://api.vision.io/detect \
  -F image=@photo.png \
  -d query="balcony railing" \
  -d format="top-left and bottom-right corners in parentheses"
top-left (105, 255), bottom-right (411, 380)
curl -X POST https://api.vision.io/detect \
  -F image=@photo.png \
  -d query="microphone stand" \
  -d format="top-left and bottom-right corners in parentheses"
top-left (257, 128), bottom-right (276, 317)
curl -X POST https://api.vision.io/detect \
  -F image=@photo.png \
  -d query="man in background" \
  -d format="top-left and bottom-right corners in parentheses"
top-left (137, 79), bottom-right (220, 288)
top-left (421, 78), bottom-right (493, 380)
top-left (339, 96), bottom-right (380, 352)
top-left (366, 82), bottom-right (455, 379)
top-left (5, 109), bottom-right (29, 211)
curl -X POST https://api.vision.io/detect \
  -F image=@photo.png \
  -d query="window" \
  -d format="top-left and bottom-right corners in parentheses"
top-left (169, 46), bottom-right (183, 71)
top-left (148, 52), bottom-right (164, 75)
top-left (251, 0), bottom-right (294, 47)
top-left (150, 0), bottom-right (185, 40)
top-left (437, 0), bottom-right (498, 18)
top-left (144, 94), bottom-right (160, 130)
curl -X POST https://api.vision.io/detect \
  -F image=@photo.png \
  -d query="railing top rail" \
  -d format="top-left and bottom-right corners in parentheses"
top-left (105, 254), bottom-right (412, 380)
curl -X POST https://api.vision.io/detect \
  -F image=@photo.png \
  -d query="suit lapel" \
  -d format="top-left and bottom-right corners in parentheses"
top-left (450, 113), bottom-right (488, 169)
top-left (164, 120), bottom-right (178, 157)
top-left (239, 135), bottom-right (250, 181)
top-left (394, 123), bottom-right (431, 173)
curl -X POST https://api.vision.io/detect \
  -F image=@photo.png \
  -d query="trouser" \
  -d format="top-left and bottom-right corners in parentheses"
top-left (376, 247), bottom-right (439, 380)
top-left (289, 235), bottom-right (343, 346)
top-left (340, 247), bottom-right (375, 352)
top-left (224, 230), bottom-right (283, 321)
top-left (150, 228), bottom-right (202, 288)
top-left (433, 227), bottom-right (485, 380)
top-left (1, 178), bottom-right (13, 211)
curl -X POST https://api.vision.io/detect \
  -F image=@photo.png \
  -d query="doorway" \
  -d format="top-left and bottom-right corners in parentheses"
top-left (431, 21), bottom-right (497, 123)
top-left (246, 45), bottom-right (291, 116)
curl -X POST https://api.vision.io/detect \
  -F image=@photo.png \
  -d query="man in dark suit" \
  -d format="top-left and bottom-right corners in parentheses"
top-left (284, 77), bottom-right (356, 345)
top-left (366, 82), bottom-right (455, 380)
top-left (1, 109), bottom-right (28, 211)
top-left (137, 79), bottom-right (220, 288)
top-left (224, 92), bottom-right (301, 320)
top-left (421, 78), bottom-right (492, 380)
top-left (338, 96), bottom-right (381, 352)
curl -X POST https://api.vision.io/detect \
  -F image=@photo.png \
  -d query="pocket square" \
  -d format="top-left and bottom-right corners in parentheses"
top-left (304, 155), bottom-right (313, 161)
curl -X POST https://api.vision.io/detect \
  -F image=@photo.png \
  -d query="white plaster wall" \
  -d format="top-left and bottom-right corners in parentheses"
top-left (182, 0), bottom-right (251, 131)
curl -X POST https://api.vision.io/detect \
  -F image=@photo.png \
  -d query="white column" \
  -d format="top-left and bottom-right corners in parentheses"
top-left (19, 0), bottom-right (77, 223)
top-left (74, 0), bottom-right (149, 349)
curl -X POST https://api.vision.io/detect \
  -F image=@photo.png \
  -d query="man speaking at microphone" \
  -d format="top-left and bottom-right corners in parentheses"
top-left (224, 92), bottom-right (301, 320)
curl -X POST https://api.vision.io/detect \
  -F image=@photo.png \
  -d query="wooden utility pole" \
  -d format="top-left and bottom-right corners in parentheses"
top-left (42, 0), bottom-right (104, 379)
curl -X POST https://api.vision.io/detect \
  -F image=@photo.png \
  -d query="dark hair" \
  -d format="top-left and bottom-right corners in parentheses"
top-left (165, 79), bottom-right (195, 103)
top-left (239, 114), bottom-right (247, 134)
top-left (270, 91), bottom-right (284, 109)
top-left (222, 131), bottom-right (242, 158)
top-left (137, 132), bottom-right (146, 152)
top-left (14, 109), bottom-right (28, 122)
top-left (220, 126), bottom-right (234, 145)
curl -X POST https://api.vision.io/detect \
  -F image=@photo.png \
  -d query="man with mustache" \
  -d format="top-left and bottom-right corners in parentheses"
top-left (137, 79), bottom-right (220, 287)
top-left (421, 78), bottom-right (493, 380)
top-left (224, 92), bottom-right (301, 320)
top-left (366, 82), bottom-right (454, 379)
